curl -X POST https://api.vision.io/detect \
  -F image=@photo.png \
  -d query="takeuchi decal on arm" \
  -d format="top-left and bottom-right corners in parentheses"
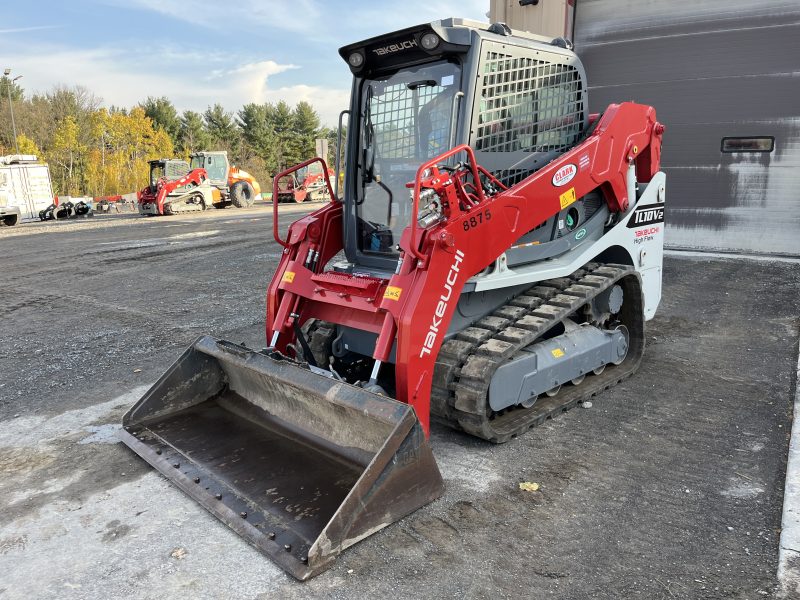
top-left (420, 249), bottom-right (466, 358)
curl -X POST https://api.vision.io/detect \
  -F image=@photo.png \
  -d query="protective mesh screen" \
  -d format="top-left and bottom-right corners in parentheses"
top-left (371, 83), bottom-right (449, 160)
top-left (165, 161), bottom-right (189, 180)
top-left (475, 51), bottom-right (584, 156)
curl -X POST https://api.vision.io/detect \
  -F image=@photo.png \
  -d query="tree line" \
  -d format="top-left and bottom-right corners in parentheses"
top-left (0, 75), bottom-right (339, 197)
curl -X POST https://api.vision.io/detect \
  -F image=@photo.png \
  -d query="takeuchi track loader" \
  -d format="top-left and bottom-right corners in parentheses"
top-left (121, 19), bottom-right (665, 580)
top-left (137, 159), bottom-right (216, 215)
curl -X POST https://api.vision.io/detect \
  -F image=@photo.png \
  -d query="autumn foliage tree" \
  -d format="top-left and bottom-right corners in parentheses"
top-left (0, 82), bottom-right (329, 197)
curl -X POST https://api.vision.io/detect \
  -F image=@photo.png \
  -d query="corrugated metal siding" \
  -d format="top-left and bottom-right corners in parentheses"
top-left (573, 0), bottom-right (800, 255)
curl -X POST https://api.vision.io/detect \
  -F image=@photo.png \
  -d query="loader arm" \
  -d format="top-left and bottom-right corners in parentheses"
top-left (267, 102), bottom-right (664, 434)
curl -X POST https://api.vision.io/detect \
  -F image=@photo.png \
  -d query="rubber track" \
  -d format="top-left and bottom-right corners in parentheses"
top-left (430, 263), bottom-right (645, 443)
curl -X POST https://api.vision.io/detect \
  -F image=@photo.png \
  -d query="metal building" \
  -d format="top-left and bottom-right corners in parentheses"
top-left (490, 0), bottom-right (800, 255)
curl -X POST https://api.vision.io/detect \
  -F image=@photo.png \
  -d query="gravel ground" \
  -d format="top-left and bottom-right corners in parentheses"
top-left (0, 207), bottom-right (798, 599)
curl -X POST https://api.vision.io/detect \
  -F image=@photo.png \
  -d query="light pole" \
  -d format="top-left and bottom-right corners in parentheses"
top-left (3, 68), bottom-right (21, 155)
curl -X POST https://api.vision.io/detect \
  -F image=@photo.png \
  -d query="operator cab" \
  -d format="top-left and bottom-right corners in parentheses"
top-left (149, 159), bottom-right (189, 192)
top-left (338, 18), bottom-right (588, 274)
top-left (190, 151), bottom-right (229, 187)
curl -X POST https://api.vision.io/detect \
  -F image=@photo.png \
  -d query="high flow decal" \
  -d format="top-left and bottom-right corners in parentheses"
top-left (420, 249), bottom-right (466, 358)
top-left (627, 203), bottom-right (665, 228)
top-left (552, 164), bottom-right (577, 187)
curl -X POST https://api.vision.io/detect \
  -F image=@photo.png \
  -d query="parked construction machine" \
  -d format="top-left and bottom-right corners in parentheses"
top-left (276, 163), bottom-right (335, 203)
top-left (138, 158), bottom-right (216, 215)
top-left (121, 19), bottom-right (665, 580)
top-left (190, 150), bottom-right (261, 208)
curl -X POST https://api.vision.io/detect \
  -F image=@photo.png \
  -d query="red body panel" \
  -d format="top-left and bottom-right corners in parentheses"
top-left (266, 102), bottom-right (664, 435)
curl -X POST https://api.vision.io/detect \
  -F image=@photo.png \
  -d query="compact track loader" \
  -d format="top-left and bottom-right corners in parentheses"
top-left (121, 19), bottom-right (665, 580)
top-left (138, 159), bottom-right (216, 215)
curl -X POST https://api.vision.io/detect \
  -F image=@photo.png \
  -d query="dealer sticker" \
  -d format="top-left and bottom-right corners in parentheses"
top-left (552, 164), bottom-right (577, 187)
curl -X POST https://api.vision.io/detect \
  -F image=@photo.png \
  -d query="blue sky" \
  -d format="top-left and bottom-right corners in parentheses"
top-left (0, 0), bottom-right (488, 125)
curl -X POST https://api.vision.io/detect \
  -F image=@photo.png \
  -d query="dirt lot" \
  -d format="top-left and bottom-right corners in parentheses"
top-left (1, 207), bottom-right (798, 599)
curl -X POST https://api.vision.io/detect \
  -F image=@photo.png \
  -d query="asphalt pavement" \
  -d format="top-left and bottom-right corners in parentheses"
top-left (1, 207), bottom-right (797, 599)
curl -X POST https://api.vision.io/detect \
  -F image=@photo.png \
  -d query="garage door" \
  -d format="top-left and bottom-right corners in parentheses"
top-left (573, 0), bottom-right (800, 255)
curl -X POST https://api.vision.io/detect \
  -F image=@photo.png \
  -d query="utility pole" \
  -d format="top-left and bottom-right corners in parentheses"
top-left (3, 68), bottom-right (21, 155)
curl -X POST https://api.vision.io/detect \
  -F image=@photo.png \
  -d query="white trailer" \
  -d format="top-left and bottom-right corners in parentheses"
top-left (0, 155), bottom-right (55, 225)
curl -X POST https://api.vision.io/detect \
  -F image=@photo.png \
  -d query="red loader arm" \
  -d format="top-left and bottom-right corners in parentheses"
top-left (267, 102), bottom-right (664, 434)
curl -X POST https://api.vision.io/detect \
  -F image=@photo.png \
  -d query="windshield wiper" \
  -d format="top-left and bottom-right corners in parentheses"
top-left (361, 84), bottom-right (376, 188)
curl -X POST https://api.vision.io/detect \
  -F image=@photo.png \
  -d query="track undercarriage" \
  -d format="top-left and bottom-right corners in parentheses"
top-left (301, 261), bottom-right (642, 443)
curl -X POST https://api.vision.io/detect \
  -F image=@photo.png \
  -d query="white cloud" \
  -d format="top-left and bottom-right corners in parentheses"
top-left (0, 2), bottom-right (494, 126)
top-left (0, 25), bottom-right (60, 34)
top-left (0, 42), bottom-right (349, 125)
top-left (207, 60), bottom-right (298, 105)
top-left (262, 84), bottom-right (350, 127)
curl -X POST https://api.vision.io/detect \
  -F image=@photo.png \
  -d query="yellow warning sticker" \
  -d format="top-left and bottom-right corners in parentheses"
top-left (281, 271), bottom-right (295, 283)
top-left (383, 286), bottom-right (402, 301)
top-left (551, 348), bottom-right (565, 358)
top-left (559, 187), bottom-right (577, 209)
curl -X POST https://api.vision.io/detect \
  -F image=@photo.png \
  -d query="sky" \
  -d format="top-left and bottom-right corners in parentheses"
top-left (0, 0), bottom-right (489, 126)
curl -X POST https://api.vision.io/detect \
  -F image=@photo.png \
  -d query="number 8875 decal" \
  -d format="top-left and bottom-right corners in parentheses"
top-left (463, 209), bottom-right (491, 231)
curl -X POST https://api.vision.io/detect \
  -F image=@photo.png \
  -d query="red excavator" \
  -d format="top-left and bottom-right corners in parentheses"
top-left (122, 18), bottom-right (665, 580)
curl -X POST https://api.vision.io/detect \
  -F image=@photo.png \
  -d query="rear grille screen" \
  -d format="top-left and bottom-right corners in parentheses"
top-left (475, 49), bottom-right (585, 185)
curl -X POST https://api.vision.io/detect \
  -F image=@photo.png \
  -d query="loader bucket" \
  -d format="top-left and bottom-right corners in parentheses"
top-left (120, 336), bottom-right (443, 580)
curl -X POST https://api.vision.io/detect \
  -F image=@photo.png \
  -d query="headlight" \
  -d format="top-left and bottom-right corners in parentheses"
top-left (348, 52), bottom-right (365, 68)
top-left (420, 32), bottom-right (440, 51)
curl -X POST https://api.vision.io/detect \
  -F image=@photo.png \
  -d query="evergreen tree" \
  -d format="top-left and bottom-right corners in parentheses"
top-left (292, 101), bottom-right (321, 159)
top-left (204, 103), bottom-right (240, 158)
top-left (265, 100), bottom-right (298, 171)
top-left (0, 75), bottom-right (24, 101)
top-left (238, 103), bottom-right (274, 166)
top-left (139, 96), bottom-right (180, 147)
top-left (178, 110), bottom-right (211, 155)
